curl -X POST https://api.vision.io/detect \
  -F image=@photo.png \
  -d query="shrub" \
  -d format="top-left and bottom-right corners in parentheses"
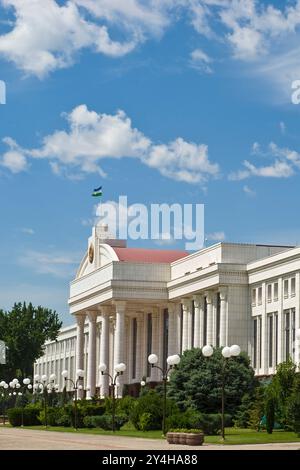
top-left (139, 412), bottom-right (153, 431)
top-left (7, 407), bottom-right (40, 426)
top-left (83, 414), bottom-right (127, 430)
top-left (166, 409), bottom-right (231, 435)
top-left (38, 407), bottom-right (60, 426)
top-left (130, 389), bottom-right (177, 431)
top-left (56, 414), bottom-right (71, 427)
top-left (265, 395), bottom-right (275, 434)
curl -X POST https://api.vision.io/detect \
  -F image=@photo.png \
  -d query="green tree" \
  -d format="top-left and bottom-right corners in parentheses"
top-left (248, 386), bottom-right (265, 431)
top-left (270, 360), bottom-right (297, 428)
top-left (265, 390), bottom-right (275, 434)
top-left (286, 375), bottom-right (300, 436)
top-left (168, 348), bottom-right (256, 416)
top-left (0, 302), bottom-right (62, 379)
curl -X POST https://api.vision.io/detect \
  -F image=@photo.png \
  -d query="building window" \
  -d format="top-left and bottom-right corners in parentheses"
top-left (268, 315), bottom-right (273, 368)
top-left (275, 314), bottom-right (278, 366)
top-left (253, 318), bottom-right (257, 369)
top-left (180, 304), bottom-right (183, 354)
top-left (259, 317), bottom-right (262, 369)
top-left (146, 314), bottom-right (152, 378)
top-left (257, 287), bottom-right (262, 305)
top-left (162, 309), bottom-right (169, 366)
top-left (216, 293), bottom-right (221, 347)
top-left (191, 301), bottom-right (195, 348)
top-left (291, 278), bottom-right (296, 297)
top-left (274, 282), bottom-right (278, 301)
top-left (252, 289), bottom-right (256, 306)
top-left (132, 318), bottom-right (137, 379)
top-left (267, 284), bottom-right (272, 303)
top-left (203, 297), bottom-right (207, 346)
top-left (284, 279), bottom-right (289, 298)
top-left (285, 310), bottom-right (290, 360)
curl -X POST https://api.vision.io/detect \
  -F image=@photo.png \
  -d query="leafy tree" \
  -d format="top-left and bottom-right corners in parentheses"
top-left (265, 391), bottom-right (275, 434)
top-left (269, 360), bottom-right (297, 428)
top-left (0, 302), bottom-right (62, 379)
top-left (248, 386), bottom-right (265, 431)
top-left (286, 375), bottom-right (300, 436)
top-left (168, 348), bottom-right (256, 416)
top-left (233, 393), bottom-right (253, 428)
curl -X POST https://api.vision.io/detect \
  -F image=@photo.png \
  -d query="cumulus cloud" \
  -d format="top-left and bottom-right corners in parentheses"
top-left (190, 48), bottom-right (213, 73)
top-left (0, 104), bottom-right (220, 184)
top-left (0, 0), bottom-right (171, 77)
top-left (229, 159), bottom-right (294, 180)
top-left (206, 231), bottom-right (225, 242)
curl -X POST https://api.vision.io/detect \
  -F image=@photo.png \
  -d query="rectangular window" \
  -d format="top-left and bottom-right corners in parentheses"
top-left (292, 308), bottom-right (296, 359)
top-left (268, 315), bottom-right (273, 368)
top-left (252, 289), bottom-right (256, 306)
top-left (284, 279), bottom-right (289, 298)
top-left (275, 314), bottom-right (278, 366)
top-left (258, 287), bottom-right (262, 305)
top-left (267, 284), bottom-right (272, 303)
top-left (253, 318), bottom-right (257, 369)
top-left (216, 293), bottom-right (221, 347)
top-left (146, 314), bottom-right (152, 377)
top-left (274, 282), bottom-right (278, 301)
top-left (203, 297), bottom-right (207, 345)
top-left (291, 278), bottom-right (296, 297)
top-left (191, 301), bottom-right (195, 348)
top-left (285, 310), bottom-right (290, 360)
top-left (180, 304), bottom-right (183, 354)
top-left (132, 318), bottom-right (137, 379)
top-left (259, 317), bottom-right (262, 369)
top-left (162, 309), bottom-right (169, 366)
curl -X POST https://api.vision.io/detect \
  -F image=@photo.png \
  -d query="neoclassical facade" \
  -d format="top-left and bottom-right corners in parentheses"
top-left (34, 225), bottom-right (300, 397)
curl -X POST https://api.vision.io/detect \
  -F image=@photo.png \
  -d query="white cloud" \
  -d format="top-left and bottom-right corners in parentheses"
top-left (0, 0), bottom-right (170, 77)
top-left (243, 185), bottom-right (256, 197)
top-left (206, 231), bottom-right (225, 242)
top-left (18, 249), bottom-right (81, 278)
top-left (21, 227), bottom-right (35, 235)
top-left (279, 122), bottom-right (286, 134)
top-left (0, 104), bottom-right (220, 184)
top-left (190, 48), bottom-right (213, 73)
top-left (229, 159), bottom-right (294, 180)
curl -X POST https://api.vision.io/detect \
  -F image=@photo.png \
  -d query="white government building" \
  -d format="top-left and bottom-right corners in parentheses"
top-left (34, 225), bottom-right (300, 397)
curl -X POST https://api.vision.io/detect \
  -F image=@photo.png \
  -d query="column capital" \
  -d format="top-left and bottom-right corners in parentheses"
top-left (87, 310), bottom-right (98, 323)
top-left (113, 300), bottom-right (126, 313)
top-left (192, 295), bottom-right (203, 307)
top-left (75, 313), bottom-right (86, 326)
top-left (100, 305), bottom-right (111, 317)
top-left (219, 288), bottom-right (228, 301)
top-left (181, 298), bottom-right (192, 309)
top-left (204, 292), bottom-right (212, 304)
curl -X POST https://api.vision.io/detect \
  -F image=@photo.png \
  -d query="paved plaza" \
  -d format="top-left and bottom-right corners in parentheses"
top-left (0, 427), bottom-right (299, 450)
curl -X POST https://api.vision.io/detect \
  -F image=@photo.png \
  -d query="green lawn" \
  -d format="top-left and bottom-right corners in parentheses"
top-left (21, 425), bottom-right (300, 445)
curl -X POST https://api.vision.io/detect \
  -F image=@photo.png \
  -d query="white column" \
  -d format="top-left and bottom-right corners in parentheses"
top-left (150, 309), bottom-right (159, 382)
top-left (219, 289), bottom-right (227, 347)
top-left (277, 278), bottom-right (283, 364)
top-left (206, 292), bottom-right (213, 346)
top-left (168, 303), bottom-right (178, 356)
top-left (114, 301), bottom-right (126, 397)
top-left (181, 300), bottom-right (190, 352)
top-left (75, 314), bottom-right (85, 399)
top-left (86, 311), bottom-right (97, 399)
top-left (136, 316), bottom-right (144, 380)
top-left (100, 307), bottom-right (110, 397)
top-left (193, 296), bottom-right (201, 348)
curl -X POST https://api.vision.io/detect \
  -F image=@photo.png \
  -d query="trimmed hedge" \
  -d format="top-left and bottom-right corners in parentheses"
top-left (7, 407), bottom-right (40, 426)
top-left (83, 414), bottom-right (127, 430)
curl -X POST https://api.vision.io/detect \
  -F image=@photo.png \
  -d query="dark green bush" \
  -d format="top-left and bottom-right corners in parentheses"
top-left (167, 409), bottom-right (232, 435)
top-left (130, 389), bottom-right (176, 431)
top-left (83, 414), bottom-right (127, 430)
top-left (56, 413), bottom-right (71, 427)
top-left (38, 407), bottom-right (60, 426)
top-left (7, 407), bottom-right (40, 426)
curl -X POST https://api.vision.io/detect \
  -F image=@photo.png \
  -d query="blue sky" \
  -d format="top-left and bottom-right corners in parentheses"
top-left (1, 0), bottom-right (300, 324)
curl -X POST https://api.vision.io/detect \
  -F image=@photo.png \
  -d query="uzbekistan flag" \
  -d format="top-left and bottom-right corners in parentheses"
top-left (92, 186), bottom-right (102, 197)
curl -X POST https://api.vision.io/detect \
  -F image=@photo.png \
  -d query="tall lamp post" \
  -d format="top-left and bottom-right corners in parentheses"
top-left (202, 344), bottom-right (241, 442)
top-left (148, 353), bottom-right (181, 435)
top-left (20, 378), bottom-right (32, 426)
top-left (61, 368), bottom-right (84, 430)
top-left (0, 381), bottom-right (9, 424)
top-left (98, 362), bottom-right (126, 432)
top-left (33, 374), bottom-right (57, 427)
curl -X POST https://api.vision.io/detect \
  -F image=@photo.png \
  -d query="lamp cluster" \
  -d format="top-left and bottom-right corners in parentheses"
top-left (0, 378), bottom-right (32, 397)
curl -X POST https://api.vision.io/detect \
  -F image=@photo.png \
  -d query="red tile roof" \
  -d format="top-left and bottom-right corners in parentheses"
top-left (112, 247), bottom-right (188, 263)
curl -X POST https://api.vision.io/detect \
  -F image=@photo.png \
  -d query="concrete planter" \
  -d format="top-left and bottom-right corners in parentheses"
top-left (167, 432), bottom-right (204, 446)
top-left (185, 433), bottom-right (204, 446)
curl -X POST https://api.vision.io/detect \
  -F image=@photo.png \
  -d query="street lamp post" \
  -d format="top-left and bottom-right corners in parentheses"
top-left (0, 381), bottom-right (9, 424)
top-left (33, 374), bottom-right (57, 427)
top-left (202, 344), bottom-right (241, 441)
top-left (61, 368), bottom-right (84, 430)
top-left (147, 353), bottom-right (181, 435)
top-left (20, 378), bottom-right (31, 427)
top-left (99, 362), bottom-right (126, 432)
